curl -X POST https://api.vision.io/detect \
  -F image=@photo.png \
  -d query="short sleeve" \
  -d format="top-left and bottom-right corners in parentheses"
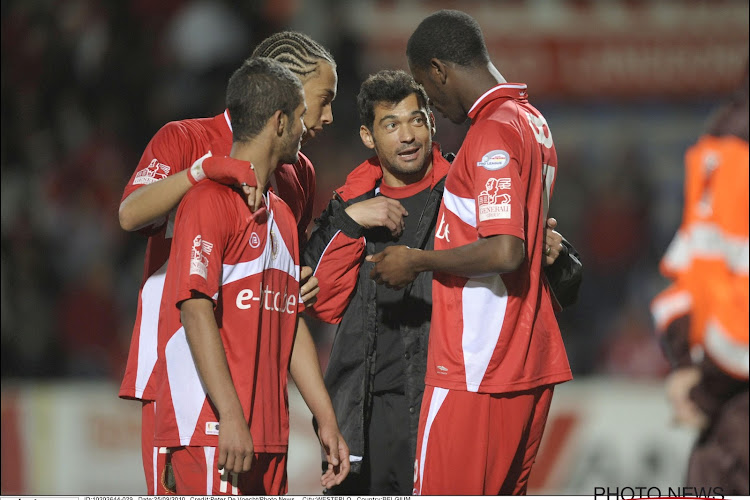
top-left (169, 184), bottom-right (235, 308)
top-left (121, 121), bottom-right (197, 211)
top-left (469, 121), bottom-right (526, 241)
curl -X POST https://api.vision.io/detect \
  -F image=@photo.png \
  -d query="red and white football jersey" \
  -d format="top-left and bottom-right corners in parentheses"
top-left (119, 111), bottom-right (315, 402)
top-left (427, 84), bottom-right (572, 394)
top-left (154, 183), bottom-right (301, 451)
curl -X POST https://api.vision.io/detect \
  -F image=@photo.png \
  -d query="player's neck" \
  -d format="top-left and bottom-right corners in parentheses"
top-left (461, 62), bottom-right (507, 112)
top-left (229, 141), bottom-right (276, 190)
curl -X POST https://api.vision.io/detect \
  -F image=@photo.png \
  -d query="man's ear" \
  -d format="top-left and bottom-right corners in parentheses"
top-left (359, 125), bottom-right (375, 150)
top-left (430, 58), bottom-right (448, 85)
top-left (428, 110), bottom-right (436, 136)
top-left (274, 110), bottom-right (286, 137)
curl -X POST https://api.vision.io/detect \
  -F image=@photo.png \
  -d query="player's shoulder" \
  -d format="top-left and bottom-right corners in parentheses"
top-left (290, 151), bottom-right (316, 180)
top-left (182, 180), bottom-right (238, 210)
top-left (269, 190), bottom-right (295, 218)
top-left (297, 151), bottom-right (315, 171)
top-left (154, 116), bottom-right (215, 143)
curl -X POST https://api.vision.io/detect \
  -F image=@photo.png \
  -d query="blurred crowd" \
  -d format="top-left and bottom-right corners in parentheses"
top-left (0, 0), bottom-right (726, 381)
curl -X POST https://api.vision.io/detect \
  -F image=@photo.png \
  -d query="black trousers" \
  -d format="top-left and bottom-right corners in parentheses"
top-left (328, 392), bottom-right (413, 495)
top-left (688, 390), bottom-right (749, 495)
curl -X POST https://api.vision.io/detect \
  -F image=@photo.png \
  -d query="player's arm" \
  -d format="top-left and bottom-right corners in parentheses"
top-left (303, 194), bottom-right (401, 323)
top-left (181, 296), bottom-right (254, 474)
top-left (289, 317), bottom-right (350, 487)
top-left (119, 168), bottom-right (195, 231)
top-left (368, 234), bottom-right (523, 289)
top-left (120, 144), bottom-right (259, 232)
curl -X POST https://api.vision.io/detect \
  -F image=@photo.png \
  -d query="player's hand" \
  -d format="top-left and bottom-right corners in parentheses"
top-left (217, 412), bottom-right (254, 474)
top-left (665, 366), bottom-right (708, 430)
top-left (300, 266), bottom-right (319, 307)
top-left (367, 245), bottom-right (420, 289)
top-left (241, 184), bottom-right (264, 213)
top-left (543, 217), bottom-right (565, 267)
top-left (317, 422), bottom-right (351, 488)
top-left (345, 196), bottom-right (408, 237)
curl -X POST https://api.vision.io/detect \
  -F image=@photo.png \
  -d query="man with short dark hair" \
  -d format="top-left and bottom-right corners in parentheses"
top-left (153, 57), bottom-right (347, 495)
top-left (117, 32), bottom-right (343, 494)
top-left (306, 67), bottom-right (580, 494)
top-left (368, 10), bottom-right (573, 494)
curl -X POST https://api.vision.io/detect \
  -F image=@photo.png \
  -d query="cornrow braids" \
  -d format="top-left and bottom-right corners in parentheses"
top-left (251, 31), bottom-right (335, 81)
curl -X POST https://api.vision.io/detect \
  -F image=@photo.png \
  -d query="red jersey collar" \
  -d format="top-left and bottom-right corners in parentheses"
top-left (335, 142), bottom-right (450, 202)
top-left (467, 83), bottom-right (528, 120)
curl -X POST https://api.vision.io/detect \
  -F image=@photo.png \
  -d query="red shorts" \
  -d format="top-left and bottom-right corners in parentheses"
top-left (142, 401), bottom-right (173, 495)
top-left (413, 384), bottom-right (554, 495)
top-left (167, 446), bottom-right (287, 495)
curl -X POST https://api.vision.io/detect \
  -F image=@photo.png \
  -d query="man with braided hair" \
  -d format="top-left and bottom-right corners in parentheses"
top-left (118, 31), bottom-right (343, 494)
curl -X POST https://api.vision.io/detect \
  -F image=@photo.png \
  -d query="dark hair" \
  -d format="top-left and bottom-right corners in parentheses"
top-left (357, 70), bottom-right (430, 129)
top-left (251, 31), bottom-right (335, 82)
top-left (225, 57), bottom-right (304, 143)
top-left (406, 10), bottom-right (489, 70)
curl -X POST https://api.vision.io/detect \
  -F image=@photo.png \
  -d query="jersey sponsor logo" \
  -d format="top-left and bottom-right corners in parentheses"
top-left (477, 149), bottom-right (510, 170)
top-left (526, 112), bottom-right (553, 148)
top-left (249, 232), bottom-right (261, 248)
top-left (133, 158), bottom-right (171, 185)
top-left (497, 178), bottom-right (511, 190)
top-left (189, 235), bottom-right (214, 279)
top-left (235, 284), bottom-right (298, 315)
top-left (437, 365), bottom-right (448, 374)
top-left (436, 213), bottom-right (450, 242)
top-left (205, 422), bottom-right (220, 435)
top-left (478, 178), bottom-right (512, 221)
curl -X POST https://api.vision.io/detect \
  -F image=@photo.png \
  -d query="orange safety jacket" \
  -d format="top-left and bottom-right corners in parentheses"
top-left (652, 135), bottom-right (749, 380)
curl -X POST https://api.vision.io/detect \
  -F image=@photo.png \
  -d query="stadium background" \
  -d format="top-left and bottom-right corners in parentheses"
top-left (0, 0), bottom-right (746, 494)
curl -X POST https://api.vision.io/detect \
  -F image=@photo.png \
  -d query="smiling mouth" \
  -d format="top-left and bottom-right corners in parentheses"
top-left (397, 146), bottom-right (421, 161)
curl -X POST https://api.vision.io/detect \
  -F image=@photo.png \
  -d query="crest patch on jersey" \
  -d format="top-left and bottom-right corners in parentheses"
top-left (190, 235), bottom-right (214, 279)
top-left (205, 422), bottom-right (220, 435)
top-left (477, 150), bottom-right (510, 171)
top-left (249, 232), bottom-right (261, 248)
top-left (134, 158), bottom-right (171, 185)
top-left (478, 178), bottom-right (512, 221)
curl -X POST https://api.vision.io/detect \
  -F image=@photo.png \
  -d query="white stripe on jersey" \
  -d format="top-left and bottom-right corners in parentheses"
top-left (136, 260), bottom-right (168, 399)
top-left (222, 205), bottom-right (300, 286)
top-left (165, 326), bottom-right (208, 445)
top-left (418, 387), bottom-right (449, 495)
top-left (442, 188), bottom-right (476, 228)
top-left (462, 275), bottom-right (508, 392)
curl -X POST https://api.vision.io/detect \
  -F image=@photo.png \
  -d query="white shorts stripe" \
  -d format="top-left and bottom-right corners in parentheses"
top-left (418, 387), bottom-right (449, 495)
top-left (152, 446), bottom-right (159, 494)
top-left (204, 447), bottom-right (215, 494)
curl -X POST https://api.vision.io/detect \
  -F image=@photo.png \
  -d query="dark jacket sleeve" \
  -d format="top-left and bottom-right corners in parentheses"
top-left (545, 236), bottom-right (583, 310)
top-left (302, 197), bottom-right (367, 324)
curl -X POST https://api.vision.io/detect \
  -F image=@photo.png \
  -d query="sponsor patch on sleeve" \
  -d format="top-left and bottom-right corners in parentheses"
top-left (478, 178), bottom-right (512, 221)
top-left (477, 150), bottom-right (510, 170)
top-left (133, 158), bottom-right (171, 185)
top-left (190, 235), bottom-right (214, 279)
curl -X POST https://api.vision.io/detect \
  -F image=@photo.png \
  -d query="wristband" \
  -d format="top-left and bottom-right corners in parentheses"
top-left (187, 153), bottom-right (211, 185)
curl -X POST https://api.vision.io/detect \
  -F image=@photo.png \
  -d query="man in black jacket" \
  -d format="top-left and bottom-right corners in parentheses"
top-left (303, 70), bottom-right (581, 495)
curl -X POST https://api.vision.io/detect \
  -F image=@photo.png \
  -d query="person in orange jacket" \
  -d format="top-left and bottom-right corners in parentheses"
top-left (651, 63), bottom-right (748, 494)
